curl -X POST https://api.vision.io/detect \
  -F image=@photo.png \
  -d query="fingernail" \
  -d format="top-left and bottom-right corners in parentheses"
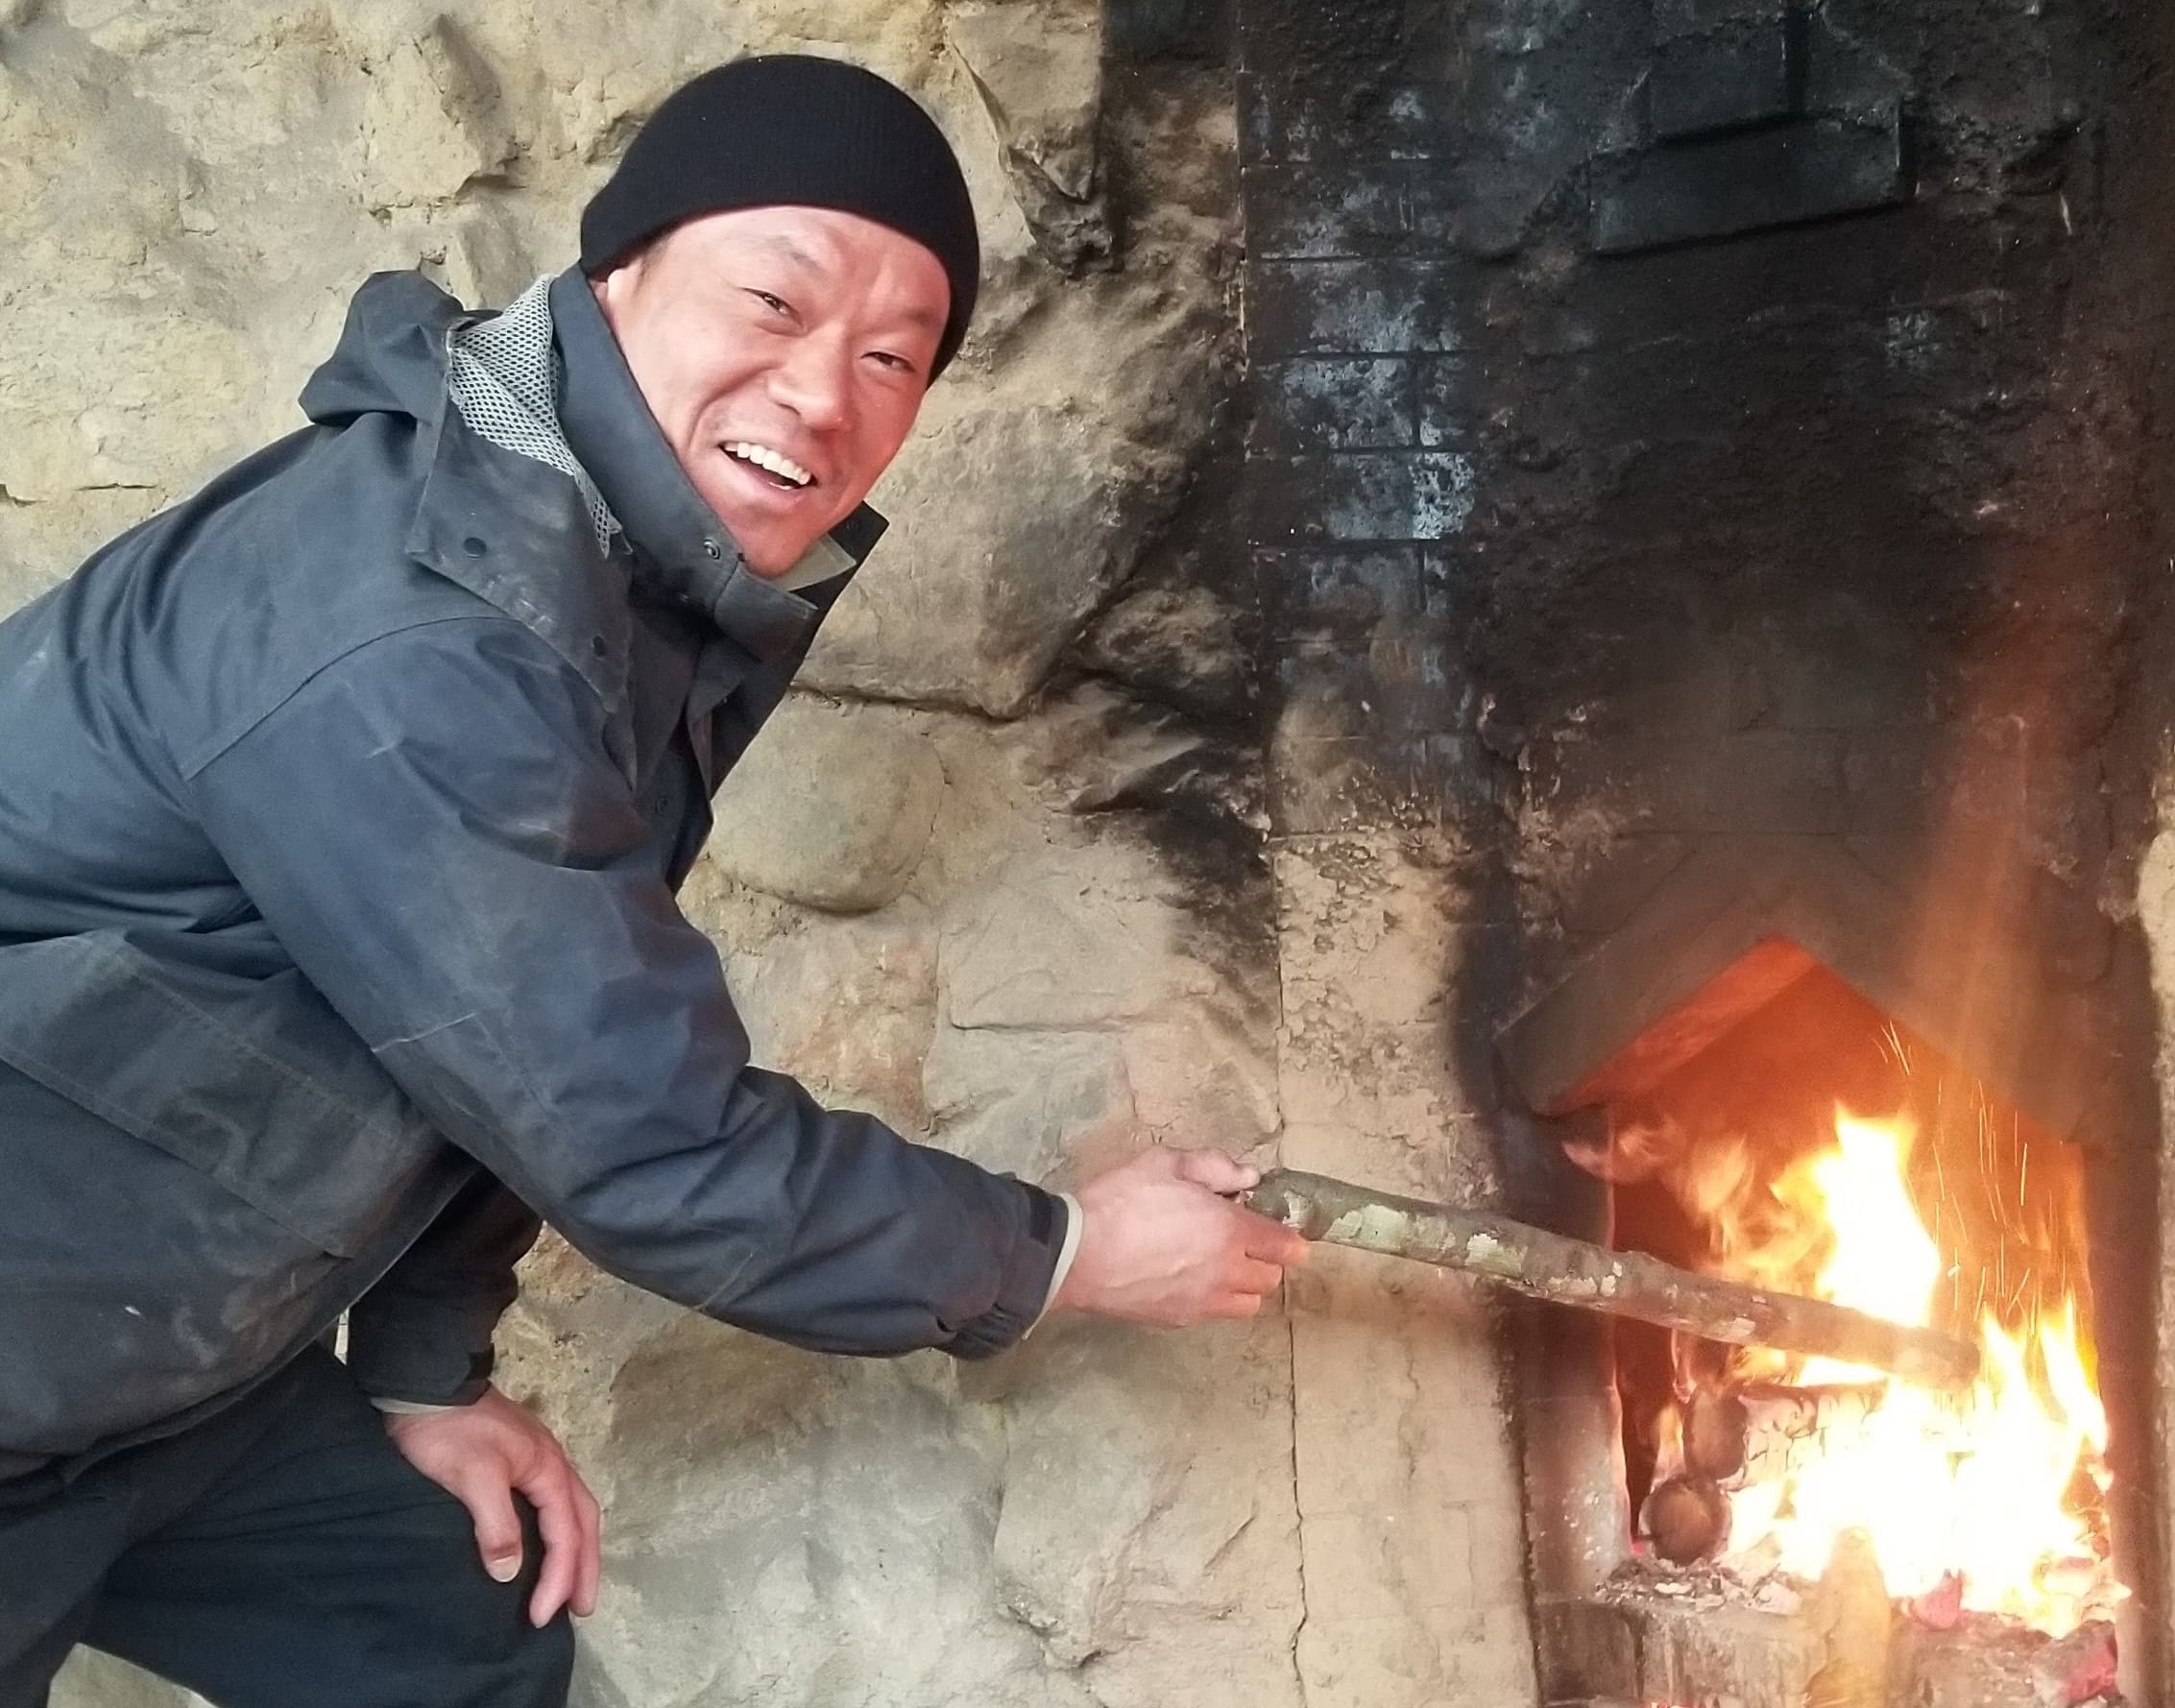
top-left (488, 1556), bottom-right (520, 1583)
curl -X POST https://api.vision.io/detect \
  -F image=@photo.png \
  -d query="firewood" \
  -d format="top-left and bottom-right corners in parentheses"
top-left (1733, 1383), bottom-right (1890, 1484)
top-left (1642, 1473), bottom-right (1729, 1563)
top-left (1682, 1384), bottom-right (1750, 1480)
top-left (1248, 1168), bottom-right (1981, 1388)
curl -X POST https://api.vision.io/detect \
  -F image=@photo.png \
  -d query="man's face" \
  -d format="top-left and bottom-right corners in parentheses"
top-left (592, 204), bottom-right (951, 576)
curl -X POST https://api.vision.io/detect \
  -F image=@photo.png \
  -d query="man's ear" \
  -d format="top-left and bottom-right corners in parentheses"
top-left (588, 243), bottom-right (652, 323)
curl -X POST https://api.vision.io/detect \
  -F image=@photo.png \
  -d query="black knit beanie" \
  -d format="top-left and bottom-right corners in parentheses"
top-left (580, 55), bottom-right (980, 378)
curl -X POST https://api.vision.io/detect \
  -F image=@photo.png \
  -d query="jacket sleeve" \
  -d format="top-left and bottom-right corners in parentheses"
top-left (186, 614), bottom-right (1064, 1361)
top-left (345, 1173), bottom-right (542, 1405)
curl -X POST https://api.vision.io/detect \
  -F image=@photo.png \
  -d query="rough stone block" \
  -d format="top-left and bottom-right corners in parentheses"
top-left (940, 846), bottom-right (1213, 1030)
top-left (720, 913), bottom-right (939, 1136)
top-left (350, 17), bottom-right (511, 213)
top-left (1590, 112), bottom-right (1907, 255)
top-left (1251, 358), bottom-right (1417, 453)
top-left (989, 1319), bottom-right (1301, 1672)
top-left (707, 698), bottom-right (945, 913)
top-left (1242, 161), bottom-right (1410, 259)
top-left (1246, 451), bottom-right (1478, 542)
top-left (921, 1025), bottom-right (1131, 1180)
top-left (947, 0), bottom-right (1109, 268)
top-left (1247, 258), bottom-right (1479, 355)
top-left (802, 369), bottom-right (1210, 718)
top-left (1647, 18), bottom-right (1801, 141)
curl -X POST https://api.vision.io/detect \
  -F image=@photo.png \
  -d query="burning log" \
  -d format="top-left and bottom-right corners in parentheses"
top-left (1642, 1473), bottom-right (1730, 1563)
top-left (1248, 1168), bottom-right (1981, 1388)
top-left (1682, 1383), bottom-right (1750, 1479)
top-left (1713, 1382), bottom-right (1891, 1486)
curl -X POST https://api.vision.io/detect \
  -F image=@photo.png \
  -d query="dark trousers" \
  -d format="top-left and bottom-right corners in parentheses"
top-left (0, 1349), bottom-right (573, 1708)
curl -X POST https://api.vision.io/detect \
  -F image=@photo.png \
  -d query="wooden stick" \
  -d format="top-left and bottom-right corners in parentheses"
top-left (1247, 1167), bottom-right (1981, 1390)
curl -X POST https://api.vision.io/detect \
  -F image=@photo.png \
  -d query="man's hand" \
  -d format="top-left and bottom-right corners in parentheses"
top-left (383, 1386), bottom-right (601, 1627)
top-left (1051, 1148), bottom-right (1310, 1325)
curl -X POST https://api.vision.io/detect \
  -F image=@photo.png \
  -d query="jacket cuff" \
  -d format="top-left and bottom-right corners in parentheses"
top-left (939, 1183), bottom-right (1067, 1361)
top-left (345, 1329), bottom-right (497, 1407)
top-left (370, 1396), bottom-right (469, 1415)
top-left (1024, 1191), bottom-right (1084, 1336)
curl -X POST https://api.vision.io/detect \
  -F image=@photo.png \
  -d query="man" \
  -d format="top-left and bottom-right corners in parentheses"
top-left (0, 55), bottom-right (1308, 1708)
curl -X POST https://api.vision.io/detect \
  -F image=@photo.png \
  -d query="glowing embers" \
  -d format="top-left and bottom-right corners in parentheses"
top-left (1584, 970), bottom-right (2120, 1641)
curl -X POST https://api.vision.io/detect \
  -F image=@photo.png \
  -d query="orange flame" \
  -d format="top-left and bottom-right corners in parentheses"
top-left (1696, 1107), bottom-right (2116, 1634)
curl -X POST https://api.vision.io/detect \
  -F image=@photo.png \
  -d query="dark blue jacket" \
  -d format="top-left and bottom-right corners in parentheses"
top-left (0, 269), bottom-right (1064, 1490)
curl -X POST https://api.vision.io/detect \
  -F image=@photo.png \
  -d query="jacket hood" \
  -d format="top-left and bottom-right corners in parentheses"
top-left (298, 272), bottom-right (471, 428)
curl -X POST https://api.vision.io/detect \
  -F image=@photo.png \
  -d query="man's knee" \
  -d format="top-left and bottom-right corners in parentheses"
top-left (436, 1502), bottom-right (575, 1708)
top-left (497, 1611), bottom-right (575, 1708)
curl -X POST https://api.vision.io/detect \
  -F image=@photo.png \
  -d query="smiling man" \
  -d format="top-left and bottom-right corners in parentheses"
top-left (0, 55), bottom-right (1306, 1708)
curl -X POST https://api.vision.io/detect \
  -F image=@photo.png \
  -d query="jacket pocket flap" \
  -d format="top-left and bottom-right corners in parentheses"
top-left (0, 933), bottom-right (436, 1256)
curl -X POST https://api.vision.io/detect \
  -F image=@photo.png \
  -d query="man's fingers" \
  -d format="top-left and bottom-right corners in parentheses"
top-left (448, 1471), bottom-right (525, 1585)
top-left (1240, 1212), bottom-right (1311, 1267)
top-left (1173, 1148), bottom-right (1260, 1195)
top-left (1232, 1256), bottom-right (1287, 1297)
top-left (572, 1474), bottom-right (603, 1618)
top-left (523, 1471), bottom-right (586, 1627)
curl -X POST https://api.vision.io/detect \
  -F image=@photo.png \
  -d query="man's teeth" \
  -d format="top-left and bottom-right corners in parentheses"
top-left (725, 442), bottom-right (814, 488)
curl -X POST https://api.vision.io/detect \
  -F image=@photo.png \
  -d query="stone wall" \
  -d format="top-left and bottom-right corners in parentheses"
top-left (3, 3), bottom-right (1341, 1705)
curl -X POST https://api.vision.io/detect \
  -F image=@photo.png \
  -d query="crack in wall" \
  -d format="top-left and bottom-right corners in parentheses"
top-left (1267, 831), bottom-right (1314, 1707)
top-left (1284, 1304), bottom-right (1313, 1707)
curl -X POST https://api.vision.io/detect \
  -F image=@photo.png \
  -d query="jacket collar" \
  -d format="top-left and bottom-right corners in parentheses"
top-left (546, 267), bottom-right (886, 663)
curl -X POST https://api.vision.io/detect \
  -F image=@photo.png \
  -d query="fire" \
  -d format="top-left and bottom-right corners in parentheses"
top-left (1691, 1106), bottom-right (2116, 1635)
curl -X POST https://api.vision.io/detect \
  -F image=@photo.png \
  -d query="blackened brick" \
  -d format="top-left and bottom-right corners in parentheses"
top-left (1269, 736), bottom-right (1426, 834)
top-left (1707, 731), bottom-right (1846, 832)
top-left (1648, 20), bottom-right (1800, 141)
top-left (1247, 451), bottom-right (1478, 542)
top-left (1654, 0), bottom-right (1786, 35)
top-left (1237, 73), bottom-right (1460, 164)
top-left (1243, 162), bottom-right (1410, 259)
top-left (1259, 546), bottom-right (1428, 638)
top-left (1406, 158), bottom-right (1552, 260)
top-left (1523, 728), bottom-right (1843, 834)
top-left (1415, 356), bottom-right (1479, 448)
top-left (1267, 734), bottom-right (1496, 837)
top-left (1251, 359), bottom-right (1417, 452)
top-left (1729, 613), bottom-right (1939, 729)
top-left (1554, 835), bottom-right (1695, 934)
top-left (1276, 630), bottom-right (1470, 735)
top-left (1248, 259), bottom-right (1480, 355)
top-left (1589, 113), bottom-right (1907, 255)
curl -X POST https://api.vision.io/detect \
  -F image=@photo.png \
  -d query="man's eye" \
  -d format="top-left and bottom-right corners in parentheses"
top-left (870, 351), bottom-right (917, 375)
top-left (749, 290), bottom-right (792, 316)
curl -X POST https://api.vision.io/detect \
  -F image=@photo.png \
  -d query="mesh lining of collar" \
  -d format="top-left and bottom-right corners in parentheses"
top-left (446, 277), bottom-right (620, 550)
